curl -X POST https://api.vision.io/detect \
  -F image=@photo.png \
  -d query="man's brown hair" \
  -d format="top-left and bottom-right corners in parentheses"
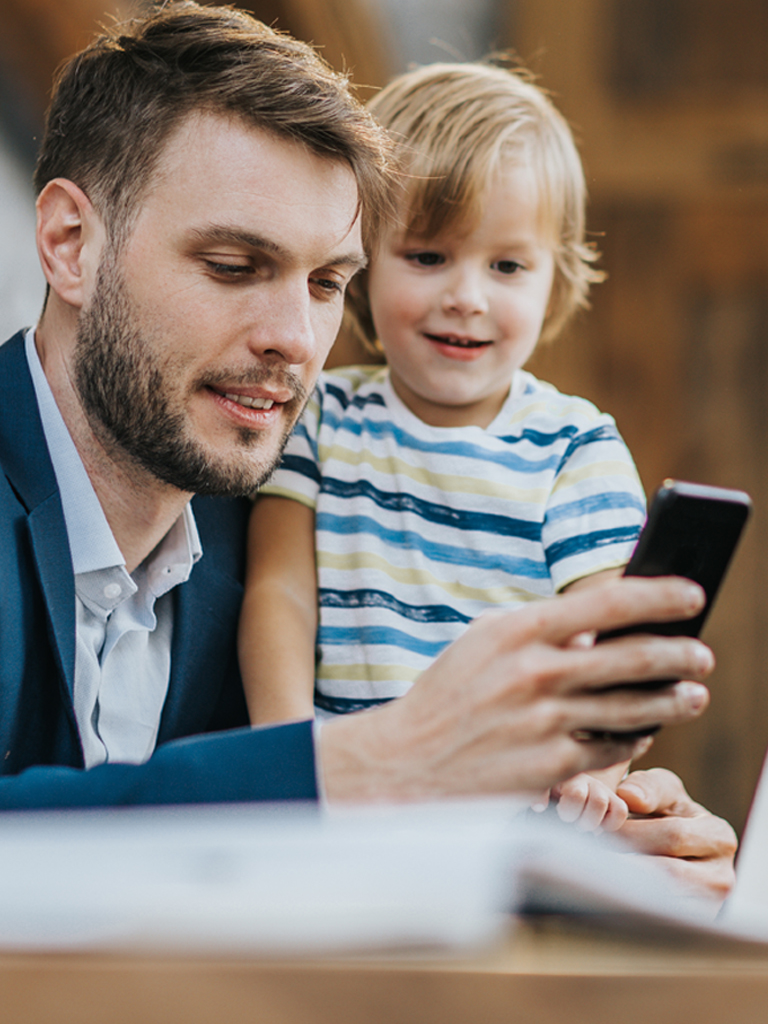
top-left (34, 1), bottom-right (391, 249)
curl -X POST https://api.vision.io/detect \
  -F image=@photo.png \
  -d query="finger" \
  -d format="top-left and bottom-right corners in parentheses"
top-left (618, 814), bottom-right (738, 860)
top-left (600, 794), bottom-right (630, 832)
top-left (565, 631), bottom-right (596, 650)
top-left (571, 786), bottom-right (612, 832)
top-left (555, 777), bottom-right (589, 824)
top-left (548, 633), bottom-right (714, 695)
top-left (563, 680), bottom-right (709, 738)
top-left (529, 576), bottom-right (706, 647)
top-left (617, 767), bottom-right (697, 816)
top-left (559, 733), bottom-right (666, 782)
top-left (641, 854), bottom-right (736, 903)
top-left (530, 789), bottom-right (551, 812)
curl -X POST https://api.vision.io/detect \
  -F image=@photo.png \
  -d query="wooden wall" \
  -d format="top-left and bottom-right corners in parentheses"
top-left (514, 0), bottom-right (768, 833)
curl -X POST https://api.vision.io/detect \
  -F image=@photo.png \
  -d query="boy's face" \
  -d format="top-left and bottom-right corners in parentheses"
top-left (367, 163), bottom-right (555, 428)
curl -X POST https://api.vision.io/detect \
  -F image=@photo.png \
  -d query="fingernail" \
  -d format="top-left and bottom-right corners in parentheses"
top-left (682, 582), bottom-right (705, 608)
top-left (634, 736), bottom-right (654, 758)
top-left (530, 801), bottom-right (548, 813)
top-left (678, 681), bottom-right (708, 711)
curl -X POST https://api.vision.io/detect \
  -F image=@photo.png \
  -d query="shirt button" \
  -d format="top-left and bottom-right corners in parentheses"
top-left (103, 582), bottom-right (122, 600)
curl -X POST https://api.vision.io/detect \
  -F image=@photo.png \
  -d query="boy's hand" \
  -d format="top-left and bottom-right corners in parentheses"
top-left (616, 768), bottom-right (737, 902)
top-left (548, 772), bottom-right (629, 833)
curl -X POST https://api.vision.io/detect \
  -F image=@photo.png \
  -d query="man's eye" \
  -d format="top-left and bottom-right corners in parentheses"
top-left (406, 251), bottom-right (443, 267)
top-left (310, 276), bottom-right (344, 298)
top-left (204, 260), bottom-right (252, 278)
top-left (493, 259), bottom-right (524, 275)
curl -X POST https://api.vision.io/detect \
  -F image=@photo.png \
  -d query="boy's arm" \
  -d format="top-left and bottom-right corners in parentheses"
top-left (238, 496), bottom-right (318, 725)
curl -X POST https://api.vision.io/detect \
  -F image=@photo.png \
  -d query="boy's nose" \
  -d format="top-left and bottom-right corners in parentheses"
top-left (441, 268), bottom-right (488, 316)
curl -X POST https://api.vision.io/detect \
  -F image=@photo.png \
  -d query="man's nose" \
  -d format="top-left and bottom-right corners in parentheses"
top-left (441, 266), bottom-right (488, 316)
top-left (246, 278), bottom-right (317, 366)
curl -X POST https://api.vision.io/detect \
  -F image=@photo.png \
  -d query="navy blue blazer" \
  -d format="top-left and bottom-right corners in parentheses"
top-left (0, 332), bottom-right (317, 807)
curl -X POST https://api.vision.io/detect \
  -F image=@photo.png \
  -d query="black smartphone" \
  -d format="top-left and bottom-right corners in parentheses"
top-left (608, 479), bottom-right (752, 640)
top-left (593, 479), bottom-right (751, 729)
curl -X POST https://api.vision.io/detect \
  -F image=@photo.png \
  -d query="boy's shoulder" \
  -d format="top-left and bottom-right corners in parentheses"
top-left (314, 364), bottom-right (390, 410)
top-left (503, 370), bottom-right (616, 430)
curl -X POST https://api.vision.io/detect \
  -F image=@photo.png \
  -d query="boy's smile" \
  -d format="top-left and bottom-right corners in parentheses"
top-left (367, 163), bottom-right (555, 428)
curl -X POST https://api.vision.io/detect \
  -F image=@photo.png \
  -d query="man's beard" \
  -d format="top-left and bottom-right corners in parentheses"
top-left (73, 253), bottom-right (307, 497)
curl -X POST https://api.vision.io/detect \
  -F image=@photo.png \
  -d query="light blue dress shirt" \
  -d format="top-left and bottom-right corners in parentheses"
top-left (25, 328), bottom-right (202, 767)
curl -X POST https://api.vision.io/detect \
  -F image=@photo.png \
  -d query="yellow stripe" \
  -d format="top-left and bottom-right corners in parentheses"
top-left (316, 444), bottom-right (550, 504)
top-left (504, 396), bottom-right (603, 427)
top-left (257, 485), bottom-right (316, 509)
top-left (317, 663), bottom-right (422, 684)
top-left (550, 461), bottom-right (642, 494)
top-left (317, 549), bottom-right (543, 604)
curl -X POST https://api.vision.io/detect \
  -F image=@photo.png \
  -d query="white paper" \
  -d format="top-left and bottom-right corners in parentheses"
top-left (0, 798), bottom-right (761, 956)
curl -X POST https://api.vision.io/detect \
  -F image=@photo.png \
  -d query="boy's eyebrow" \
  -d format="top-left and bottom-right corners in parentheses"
top-left (187, 225), bottom-right (368, 271)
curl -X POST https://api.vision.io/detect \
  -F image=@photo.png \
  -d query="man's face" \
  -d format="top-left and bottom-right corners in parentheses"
top-left (74, 112), bottom-right (364, 496)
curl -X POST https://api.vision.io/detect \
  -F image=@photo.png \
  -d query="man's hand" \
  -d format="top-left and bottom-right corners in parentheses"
top-left (616, 767), bottom-right (738, 903)
top-left (319, 576), bottom-right (714, 802)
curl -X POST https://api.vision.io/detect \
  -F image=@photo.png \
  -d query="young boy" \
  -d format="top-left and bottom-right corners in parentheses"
top-left (239, 61), bottom-right (647, 832)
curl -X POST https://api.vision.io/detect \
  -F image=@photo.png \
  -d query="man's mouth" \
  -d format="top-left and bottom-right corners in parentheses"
top-left (424, 333), bottom-right (491, 349)
top-left (222, 392), bottom-right (275, 410)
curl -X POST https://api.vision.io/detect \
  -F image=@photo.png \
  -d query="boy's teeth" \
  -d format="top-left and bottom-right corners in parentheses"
top-left (224, 392), bottom-right (274, 410)
top-left (427, 332), bottom-right (487, 348)
top-left (441, 336), bottom-right (483, 348)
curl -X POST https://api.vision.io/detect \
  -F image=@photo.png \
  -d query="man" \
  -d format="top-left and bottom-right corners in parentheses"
top-left (0, 1), bottom-right (734, 895)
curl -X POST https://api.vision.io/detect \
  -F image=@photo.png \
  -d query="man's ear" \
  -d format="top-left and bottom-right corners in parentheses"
top-left (36, 179), bottom-right (105, 310)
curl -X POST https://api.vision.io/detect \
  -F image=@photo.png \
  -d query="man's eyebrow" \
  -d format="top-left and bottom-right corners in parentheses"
top-left (187, 226), bottom-right (367, 271)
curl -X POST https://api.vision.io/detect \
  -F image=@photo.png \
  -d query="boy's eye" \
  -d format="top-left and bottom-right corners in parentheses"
top-left (406, 251), bottom-right (444, 267)
top-left (493, 259), bottom-right (524, 275)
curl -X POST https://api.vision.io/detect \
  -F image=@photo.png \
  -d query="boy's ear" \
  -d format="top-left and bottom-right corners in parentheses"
top-left (36, 178), bottom-right (105, 310)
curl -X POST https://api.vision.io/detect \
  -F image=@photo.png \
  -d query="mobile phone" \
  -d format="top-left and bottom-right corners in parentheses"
top-left (592, 480), bottom-right (751, 735)
top-left (610, 479), bottom-right (752, 640)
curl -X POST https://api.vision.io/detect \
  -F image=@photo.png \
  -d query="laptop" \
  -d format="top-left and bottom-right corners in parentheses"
top-left (720, 750), bottom-right (768, 932)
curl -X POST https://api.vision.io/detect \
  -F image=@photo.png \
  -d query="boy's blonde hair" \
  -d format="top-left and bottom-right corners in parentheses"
top-left (346, 59), bottom-right (604, 349)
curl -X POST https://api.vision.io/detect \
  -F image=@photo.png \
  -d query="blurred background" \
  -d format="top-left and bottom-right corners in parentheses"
top-left (2, 0), bottom-right (767, 836)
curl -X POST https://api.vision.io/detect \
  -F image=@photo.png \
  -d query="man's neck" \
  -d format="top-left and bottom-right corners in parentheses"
top-left (33, 319), bottom-right (191, 573)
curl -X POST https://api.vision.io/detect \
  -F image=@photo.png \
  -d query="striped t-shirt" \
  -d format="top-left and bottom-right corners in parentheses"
top-left (261, 366), bottom-right (646, 714)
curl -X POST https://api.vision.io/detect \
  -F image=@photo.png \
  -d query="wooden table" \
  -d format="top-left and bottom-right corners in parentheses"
top-left (3, 917), bottom-right (768, 1024)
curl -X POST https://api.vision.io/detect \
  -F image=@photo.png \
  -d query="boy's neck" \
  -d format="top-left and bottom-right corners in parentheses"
top-left (388, 370), bottom-right (515, 429)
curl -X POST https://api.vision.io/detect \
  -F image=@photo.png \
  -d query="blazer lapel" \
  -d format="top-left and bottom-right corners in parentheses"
top-left (158, 558), bottom-right (244, 741)
top-left (0, 334), bottom-right (77, 703)
top-left (27, 497), bottom-right (77, 702)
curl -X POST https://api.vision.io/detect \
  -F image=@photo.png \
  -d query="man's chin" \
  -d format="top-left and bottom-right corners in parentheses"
top-left (160, 435), bottom-right (288, 498)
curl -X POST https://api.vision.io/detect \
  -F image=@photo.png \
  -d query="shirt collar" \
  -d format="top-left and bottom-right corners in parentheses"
top-left (24, 327), bottom-right (202, 578)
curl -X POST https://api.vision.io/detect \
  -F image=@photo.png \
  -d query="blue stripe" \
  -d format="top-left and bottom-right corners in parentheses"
top-left (319, 587), bottom-right (472, 624)
top-left (557, 425), bottom-right (622, 470)
top-left (315, 693), bottom-right (394, 714)
top-left (278, 453), bottom-right (321, 484)
top-left (547, 525), bottom-right (642, 566)
top-left (319, 411), bottom-right (563, 473)
top-left (546, 491), bottom-right (646, 523)
top-left (496, 425), bottom-right (580, 447)
top-left (319, 625), bottom-right (450, 658)
top-left (319, 476), bottom-right (541, 540)
top-left (325, 380), bottom-right (386, 413)
top-left (317, 512), bottom-right (550, 577)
